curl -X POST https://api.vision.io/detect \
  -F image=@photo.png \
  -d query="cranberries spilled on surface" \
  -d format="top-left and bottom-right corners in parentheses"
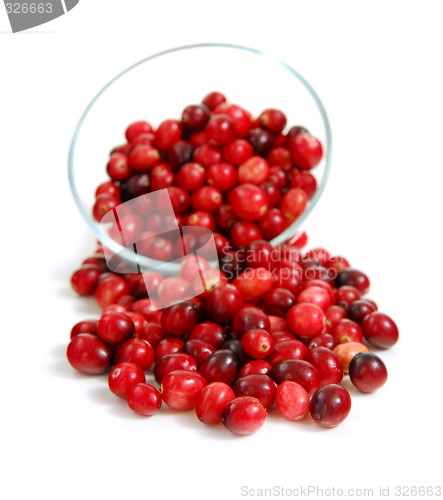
top-left (67, 91), bottom-right (399, 435)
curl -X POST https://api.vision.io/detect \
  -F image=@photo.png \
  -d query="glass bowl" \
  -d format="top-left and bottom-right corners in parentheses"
top-left (68, 43), bottom-right (332, 276)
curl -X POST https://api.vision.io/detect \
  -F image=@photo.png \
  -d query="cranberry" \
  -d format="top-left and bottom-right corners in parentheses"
top-left (148, 237), bottom-right (175, 262)
top-left (333, 342), bottom-right (369, 373)
top-left (129, 132), bottom-right (155, 148)
top-left (349, 352), bottom-right (388, 393)
top-left (297, 286), bottom-right (331, 311)
top-left (96, 180), bottom-right (121, 200)
top-left (248, 128), bottom-right (274, 156)
top-left (269, 359), bottom-right (321, 397)
top-left (233, 374), bottom-right (276, 409)
top-left (233, 268), bottom-right (274, 303)
top-left (150, 164), bottom-right (175, 191)
top-left (131, 298), bottom-right (161, 322)
top-left (279, 188), bottom-right (308, 219)
top-left (108, 362), bottom-right (146, 399)
top-left (347, 300), bottom-right (377, 325)
top-left (305, 347), bottom-right (343, 386)
top-left (157, 277), bottom-right (194, 307)
top-left (71, 267), bottom-right (102, 296)
top-left (160, 370), bottom-right (208, 410)
top-left (205, 114), bottom-right (235, 147)
top-left (238, 360), bottom-right (272, 378)
top-left (222, 339), bottom-right (252, 366)
top-left (70, 320), bottom-right (98, 339)
top-left (268, 165), bottom-right (288, 190)
top-left (107, 153), bottom-right (130, 181)
top-left (289, 171), bottom-right (317, 199)
top-left (182, 104), bottom-right (210, 132)
top-left (128, 145), bottom-right (160, 171)
top-left (275, 381), bottom-right (310, 421)
top-left (257, 209), bottom-right (286, 241)
top-left (212, 102), bottom-right (251, 138)
top-left (229, 184), bottom-right (269, 221)
top-left (125, 120), bottom-right (153, 142)
top-left (272, 268), bottom-right (303, 296)
top-left (155, 338), bottom-right (184, 361)
top-left (260, 182), bottom-right (282, 209)
top-left (331, 319), bottom-right (363, 344)
top-left (361, 312), bottom-right (399, 349)
top-left (161, 301), bottom-right (199, 337)
top-left (114, 338), bottom-right (154, 371)
top-left (135, 323), bottom-right (168, 348)
top-left (67, 334), bottom-right (113, 374)
top-left (257, 109), bottom-right (286, 136)
top-left (202, 91), bottom-right (226, 111)
top-left (325, 305), bottom-right (347, 329)
top-left (95, 276), bottom-right (130, 309)
top-left (230, 221), bottom-right (263, 250)
top-left (186, 211), bottom-right (216, 232)
top-left (215, 205), bottom-right (238, 232)
top-left (289, 133), bottom-right (323, 171)
top-left (268, 315), bottom-right (289, 333)
top-left (199, 349), bottom-right (240, 385)
top-left (205, 284), bottom-right (244, 325)
top-left (287, 303), bottom-right (326, 338)
top-left (238, 156), bottom-right (270, 185)
top-left (325, 256), bottom-right (351, 275)
top-left (195, 382), bottom-right (235, 424)
top-left (212, 232), bottom-right (230, 256)
top-left (154, 353), bottom-right (198, 384)
top-left (336, 285), bottom-right (361, 307)
top-left (221, 396), bottom-right (266, 435)
top-left (223, 139), bottom-right (253, 165)
top-left (206, 162), bottom-right (237, 191)
top-left (97, 312), bottom-right (134, 344)
top-left (92, 195), bottom-right (119, 222)
top-left (190, 185), bottom-right (223, 212)
top-left (188, 322), bottom-right (226, 349)
top-left (263, 288), bottom-right (295, 317)
top-left (265, 339), bottom-right (308, 366)
top-left (241, 329), bottom-right (274, 359)
top-left (306, 333), bottom-right (337, 351)
top-left (155, 119), bottom-right (182, 150)
top-left (102, 303), bottom-right (131, 315)
top-left (267, 147), bottom-right (292, 170)
top-left (335, 268), bottom-right (370, 295)
top-left (193, 143), bottom-right (222, 168)
top-left (244, 240), bottom-right (274, 269)
top-left (183, 339), bottom-right (216, 365)
top-left (190, 130), bottom-right (207, 147)
top-left (127, 383), bottom-right (162, 416)
top-left (219, 249), bottom-right (245, 280)
top-left (176, 162), bottom-right (205, 191)
top-left (310, 384), bottom-right (351, 428)
top-left (270, 330), bottom-right (295, 344)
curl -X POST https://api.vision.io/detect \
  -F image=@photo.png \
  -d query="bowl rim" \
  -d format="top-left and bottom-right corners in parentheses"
top-left (68, 42), bottom-right (332, 273)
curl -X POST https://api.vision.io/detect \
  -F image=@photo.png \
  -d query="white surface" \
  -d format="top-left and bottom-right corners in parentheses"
top-left (1, 2), bottom-right (442, 499)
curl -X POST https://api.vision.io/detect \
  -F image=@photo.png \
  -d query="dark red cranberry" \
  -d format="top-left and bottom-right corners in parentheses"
top-left (258, 208), bottom-right (286, 241)
top-left (195, 382), bottom-right (235, 424)
top-left (155, 119), bottom-right (182, 150)
top-left (258, 109), bottom-right (287, 136)
top-left (120, 173), bottom-right (150, 202)
top-left (155, 338), bottom-right (184, 361)
top-left (154, 353), bottom-right (198, 384)
top-left (202, 91), bottom-right (226, 111)
top-left (108, 362), bottom-right (146, 399)
top-left (215, 205), bottom-right (238, 232)
top-left (160, 370), bottom-right (208, 410)
top-left (347, 300), bottom-right (378, 325)
top-left (272, 268), bottom-right (303, 296)
top-left (248, 128), bottom-right (274, 156)
top-left (230, 221), bottom-right (263, 250)
top-left (269, 359), bottom-right (321, 397)
top-left (238, 360), bottom-right (272, 378)
top-left (161, 301), bottom-right (199, 337)
top-left (127, 383), bottom-right (162, 416)
top-left (193, 143), bottom-right (222, 168)
top-left (287, 303), bottom-right (326, 338)
top-left (229, 184), bottom-right (269, 221)
top-left (176, 162), bottom-right (206, 191)
top-left (150, 164), bottom-right (175, 191)
top-left (222, 339), bottom-right (251, 366)
top-left (187, 322), bottom-right (225, 349)
top-left (205, 284), bottom-right (244, 325)
top-left (349, 352), bottom-right (388, 393)
top-left (265, 339), bottom-right (308, 366)
top-left (289, 133), bottom-right (323, 170)
top-left (279, 188), bottom-right (308, 219)
top-left (70, 320), bottom-right (98, 339)
top-left (219, 249), bottom-right (245, 280)
top-left (221, 396), bottom-right (266, 435)
top-left (114, 338), bottom-right (155, 371)
top-left (199, 349), bottom-right (240, 386)
top-left (233, 374), bottom-right (276, 409)
top-left (92, 195), bottom-right (119, 222)
top-left (223, 139), bottom-right (253, 165)
top-left (128, 145), bottom-right (160, 171)
top-left (125, 121), bottom-right (153, 142)
top-left (232, 305), bottom-right (271, 338)
top-left (183, 339), bottom-right (216, 366)
top-left (310, 384), bottom-right (351, 428)
top-left (135, 323), bottom-right (168, 348)
top-left (167, 140), bottom-right (195, 170)
top-left (67, 334), bottom-right (113, 374)
top-left (305, 347), bottom-right (343, 386)
top-left (206, 162), bottom-right (237, 192)
top-left (71, 267), bottom-right (103, 295)
top-left (244, 240), bottom-right (274, 269)
top-left (182, 104), bottom-right (210, 132)
top-left (97, 311), bottom-right (134, 344)
top-left (285, 127), bottom-right (310, 149)
top-left (260, 182), bottom-right (282, 209)
top-left (212, 232), bottom-right (230, 256)
top-left (361, 312), bottom-right (399, 349)
top-left (335, 269), bottom-right (370, 295)
top-left (107, 153), bottom-right (131, 181)
top-left (275, 380), bottom-right (310, 421)
top-left (306, 333), bottom-right (337, 351)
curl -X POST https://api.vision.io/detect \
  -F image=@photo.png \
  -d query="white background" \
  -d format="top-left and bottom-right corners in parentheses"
top-left (1, 2), bottom-right (443, 499)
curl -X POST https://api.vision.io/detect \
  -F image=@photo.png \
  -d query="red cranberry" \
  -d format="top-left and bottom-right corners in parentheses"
top-left (260, 182), bottom-right (282, 209)
top-left (349, 352), bottom-right (388, 393)
top-left (219, 249), bottom-right (245, 280)
top-left (233, 268), bottom-right (274, 303)
top-left (325, 305), bottom-right (347, 329)
top-left (212, 102), bottom-right (251, 138)
top-left (229, 184), bottom-right (269, 221)
top-left (221, 397), bottom-right (266, 435)
top-left (336, 285), bottom-right (361, 307)
top-left (331, 319), bottom-right (363, 344)
top-left (275, 381), bottom-right (310, 421)
top-left (272, 268), bottom-right (303, 296)
top-left (127, 383), bottom-right (162, 416)
top-left (238, 360), bottom-right (272, 378)
top-left (233, 374), bottom-right (276, 409)
top-left (154, 353), bottom-right (198, 384)
top-left (114, 338), bottom-right (154, 371)
top-left (212, 232), bottom-right (230, 256)
top-left (202, 91), bottom-right (226, 111)
top-left (97, 311), bottom-right (134, 344)
top-left (199, 349), bottom-right (240, 385)
top-left (150, 164), bottom-right (175, 191)
top-left (214, 205), bottom-right (238, 232)
top-left (289, 171), bottom-right (317, 199)
top-left (241, 329), bottom-right (274, 359)
top-left (108, 362), bottom-right (146, 399)
top-left (107, 154), bottom-right (130, 181)
top-left (67, 334), bottom-right (113, 374)
top-left (161, 301), bottom-right (199, 337)
top-left (155, 338), bottom-right (184, 361)
top-left (147, 237), bottom-right (174, 262)
top-left (125, 121), bottom-right (153, 142)
top-left (95, 276), bottom-right (130, 309)
top-left (183, 339), bottom-right (216, 366)
top-left (267, 147), bottom-right (292, 170)
top-left (336, 268), bottom-right (370, 295)
top-left (268, 316), bottom-right (289, 333)
top-left (193, 143), bottom-right (222, 168)
top-left (182, 104), bottom-right (210, 132)
top-left (96, 180), bottom-right (121, 199)
top-left (102, 303), bottom-right (131, 315)
top-left (258, 109), bottom-right (286, 136)
top-left (270, 330), bottom-right (295, 344)
top-left (128, 145), bottom-right (160, 171)
top-left (160, 370), bottom-right (208, 410)
top-left (325, 256), bottom-right (351, 275)
top-left (232, 305), bottom-right (271, 338)
top-left (176, 162), bottom-right (206, 191)
top-left (244, 240), bottom-right (274, 269)
top-left (191, 186), bottom-right (223, 212)
top-left (157, 277), bottom-right (194, 307)
top-left (347, 300), bottom-right (377, 325)
top-left (287, 303), bottom-right (326, 338)
top-left (188, 322), bottom-right (226, 349)
top-left (268, 165), bottom-right (288, 190)
top-left (195, 382), bottom-right (235, 424)
top-left (205, 114), bottom-right (235, 147)
top-left (230, 221), bottom-right (263, 250)
top-left (71, 267), bottom-right (102, 295)
top-left (206, 162), bottom-right (237, 191)
top-left (289, 133), bottom-right (323, 170)
top-left (223, 139), bottom-right (253, 165)
top-left (190, 131), bottom-right (207, 147)
top-left (310, 384), bottom-right (351, 428)
top-left (248, 128), bottom-right (274, 156)
top-left (361, 312), bottom-right (399, 349)
top-left (333, 342), bottom-right (369, 373)
top-left (222, 339), bottom-right (252, 366)
top-left (131, 298), bottom-right (161, 321)
top-left (305, 347), bottom-right (343, 386)
top-left (135, 323), bottom-right (168, 348)
top-left (186, 211), bottom-right (216, 231)
top-left (92, 195), bottom-right (119, 222)
top-left (265, 339), bottom-right (308, 366)
top-left (306, 333), bottom-right (337, 351)
top-left (297, 286), bottom-right (331, 311)
top-left (70, 320), bottom-right (98, 339)
top-left (238, 156), bottom-right (270, 185)
top-left (129, 132), bottom-right (155, 148)
top-left (205, 284), bottom-right (244, 325)
top-left (263, 288), bottom-right (296, 317)
top-left (155, 119), bottom-right (182, 150)
top-left (269, 359), bottom-right (321, 397)
top-left (257, 209), bottom-right (286, 241)
top-left (279, 188), bottom-right (308, 219)
top-left (120, 173), bottom-right (150, 202)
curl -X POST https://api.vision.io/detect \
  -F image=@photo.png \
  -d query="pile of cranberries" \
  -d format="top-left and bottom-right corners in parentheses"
top-left (68, 92), bottom-right (398, 435)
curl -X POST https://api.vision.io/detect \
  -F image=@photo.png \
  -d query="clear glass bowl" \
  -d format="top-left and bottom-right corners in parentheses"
top-left (68, 43), bottom-right (332, 275)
